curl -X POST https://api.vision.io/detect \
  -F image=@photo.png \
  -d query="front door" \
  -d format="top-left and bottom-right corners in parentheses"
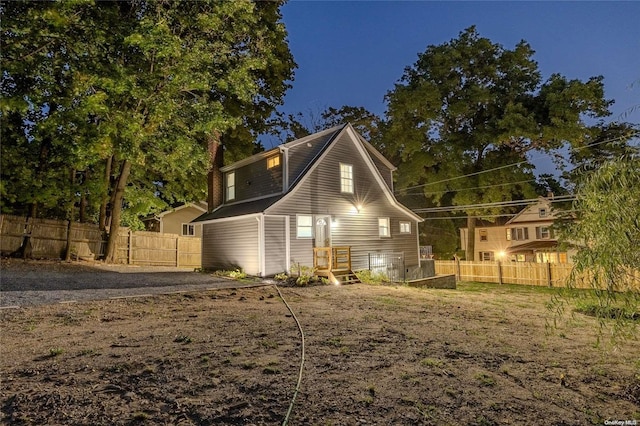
top-left (314, 215), bottom-right (331, 248)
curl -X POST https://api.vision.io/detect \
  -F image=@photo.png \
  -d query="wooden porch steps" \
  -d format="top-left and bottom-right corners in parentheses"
top-left (330, 269), bottom-right (361, 285)
top-left (313, 246), bottom-right (360, 284)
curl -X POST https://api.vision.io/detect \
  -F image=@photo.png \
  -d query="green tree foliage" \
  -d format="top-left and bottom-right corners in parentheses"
top-left (555, 156), bottom-right (640, 341)
top-left (384, 26), bottom-right (613, 260)
top-left (275, 105), bottom-right (383, 143)
top-left (1, 1), bottom-right (295, 262)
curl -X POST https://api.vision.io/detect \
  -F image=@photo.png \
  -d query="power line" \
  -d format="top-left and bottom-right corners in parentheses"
top-left (400, 178), bottom-right (537, 196)
top-left (396, 132), bottom-right (638, 193)
top-left (412, 195), bottom-right (575, 214)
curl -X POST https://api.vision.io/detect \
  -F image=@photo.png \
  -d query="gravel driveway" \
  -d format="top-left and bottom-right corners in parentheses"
top-left (0, 259), bottom-right (267, 308)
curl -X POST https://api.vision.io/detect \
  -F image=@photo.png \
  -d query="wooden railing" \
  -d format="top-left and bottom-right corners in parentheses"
top-left (313, 246), bottom-right (352, 271)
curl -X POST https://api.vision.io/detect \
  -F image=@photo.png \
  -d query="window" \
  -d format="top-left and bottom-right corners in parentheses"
top-left (479, 229), bottom-right (488, 241)
top-left (226, 171), bottom-right (235, 201)
top-left (340, 163), bottom-right (353, 193)
top-left (537, 226), bottom-right (551, 239)
top-left (480, 251), bottom-right (495, 261)
top-left (378, 217), bottom-right (390, 237)
top-left (399, 221), bottom-right (411, 234)
top-left (182, 224), bottom-right (195, 236)
top-left (296, 215), bottom-right (313, 238)
top-left (267, 155), bottom-right (280, 169)
top-left (539, 208), bottom-right (547, 218)
top-left (506, 227), bottom-right (529, 241)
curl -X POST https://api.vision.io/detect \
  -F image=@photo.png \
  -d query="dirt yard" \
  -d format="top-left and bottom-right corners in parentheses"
top-left (1, 263), bottom-right (639, 425)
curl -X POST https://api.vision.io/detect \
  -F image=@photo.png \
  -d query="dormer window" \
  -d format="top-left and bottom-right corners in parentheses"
top-left (226, 171), bottom-right (235, 201)
top-left (539, 208), bottom-right (547, 218)
top-left (267, 155), bottom-right (280, 169)
top-left (340, 163), bottom-right (353, 193)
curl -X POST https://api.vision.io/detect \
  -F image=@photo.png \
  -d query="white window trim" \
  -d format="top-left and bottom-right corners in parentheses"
top-left (539, 208), bottom-right (547, 218)
top-left (296, 214), bottom-right (313, 239)
top-left (226, 171), bottom-right (235, 201)
top-left (181, 223), bottom-right (195, 236)
top-left (267, 155), bottom-right (280, 169)
top-left (340, 163), bottom-right (354, 194)
top-left (378, 217), bottom-right (390, 238)
top-left (399, 221), bottom-right (411, 234)
top-left (539, 226), bottom-right (551, 239)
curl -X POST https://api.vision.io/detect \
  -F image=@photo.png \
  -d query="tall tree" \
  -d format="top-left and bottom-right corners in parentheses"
top-left (556, 155), bottom-right (640, 341)
top-left (1, 1), bottom-right (295, 262)
top-left (384, 27), bottom-right (613, 260)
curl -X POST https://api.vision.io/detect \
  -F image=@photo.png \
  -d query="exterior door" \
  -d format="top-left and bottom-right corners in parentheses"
top-left (314, 215), bottom-right (331, 248)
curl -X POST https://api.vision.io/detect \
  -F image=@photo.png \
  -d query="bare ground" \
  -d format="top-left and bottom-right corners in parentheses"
top-left (1, 261), bottom-right (639, 425)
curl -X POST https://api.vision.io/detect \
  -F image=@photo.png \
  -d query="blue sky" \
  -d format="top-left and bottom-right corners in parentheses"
top-left (278, 1), bottom-right (639, 160)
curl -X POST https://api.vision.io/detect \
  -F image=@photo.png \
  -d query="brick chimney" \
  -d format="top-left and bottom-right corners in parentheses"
top-left (207, 132), bottom-right (223, 212)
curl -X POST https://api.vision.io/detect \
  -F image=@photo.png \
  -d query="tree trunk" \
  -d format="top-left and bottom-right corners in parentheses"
top-left (99, 155), bottom-right (113, 232)
top-left (207, 131), bottom-right (223, 212)
top-left (104, 159), bottom-right (131, 263)
top-left (64, 169), bottom-right (76, 262)
top-left (466, 216), bottom-right (476, 261)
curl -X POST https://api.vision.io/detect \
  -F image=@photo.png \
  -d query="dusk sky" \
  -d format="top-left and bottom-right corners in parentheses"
top-left (275, 1), bottom-right (639, 172)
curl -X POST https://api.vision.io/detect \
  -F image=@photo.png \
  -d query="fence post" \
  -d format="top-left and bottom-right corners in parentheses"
top-left (176, 236), bottom-right (180, 268)
top-left (128, 229), bottom-right (133, 264)
top-left (497, 260), bottom-right (503, 285)
top-left (546, 262), bottom-right (552, 287)
top-left (455, 256), bottom-right (461, 281)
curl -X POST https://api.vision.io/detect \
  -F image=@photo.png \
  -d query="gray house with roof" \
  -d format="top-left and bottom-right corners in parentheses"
top-left (193, 123), bottom-right (424, 283)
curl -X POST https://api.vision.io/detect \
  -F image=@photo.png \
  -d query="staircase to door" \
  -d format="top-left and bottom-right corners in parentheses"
top-left (313, 246), bottom-right (361, 285)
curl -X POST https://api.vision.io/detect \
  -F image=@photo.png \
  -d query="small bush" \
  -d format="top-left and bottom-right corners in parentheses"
top-left (356, 269), bottom-right (390, 285)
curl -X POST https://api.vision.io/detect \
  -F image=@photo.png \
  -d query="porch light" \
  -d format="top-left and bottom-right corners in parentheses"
top-left (496, 250), bottom-right (506, 259)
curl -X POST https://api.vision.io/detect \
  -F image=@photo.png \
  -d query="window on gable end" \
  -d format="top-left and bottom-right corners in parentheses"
top-left (340, 163), bottom-right (353, 193)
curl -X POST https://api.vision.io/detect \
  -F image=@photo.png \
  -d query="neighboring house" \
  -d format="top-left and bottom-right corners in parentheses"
top-left (459, 197), bottom-right (573, 263)
top-left (143, 201), bottom-right (208, 238)
top-left (193, 123), bottom-right (425, 282)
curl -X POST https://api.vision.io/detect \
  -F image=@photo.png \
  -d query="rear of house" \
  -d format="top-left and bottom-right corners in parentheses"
top-left (194, 124), bottom-right (424, 280)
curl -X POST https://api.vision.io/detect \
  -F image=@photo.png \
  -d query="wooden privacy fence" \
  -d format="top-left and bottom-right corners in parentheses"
top-left (116, 230), bottom-right (201, 268)
top-left (0, 215), bottom-right (201, 268)
top-left (435, 260), bottom-right (640, 290)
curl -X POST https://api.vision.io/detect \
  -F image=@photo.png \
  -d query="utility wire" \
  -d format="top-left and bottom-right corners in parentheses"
top-left (412, 195), bottom-right (575, 214)
top-left (401, 178), bottom-right (537, 196)
top-left (396, 132), bottom-right (638, 193)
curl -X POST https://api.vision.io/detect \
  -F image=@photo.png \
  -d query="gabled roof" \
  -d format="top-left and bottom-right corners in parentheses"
top-left (157, 201), bottom-right (207, 218)
top-left (193, 123), bottom-right (422, 223)
top-left (506, 196), bottom-right (554, 225)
